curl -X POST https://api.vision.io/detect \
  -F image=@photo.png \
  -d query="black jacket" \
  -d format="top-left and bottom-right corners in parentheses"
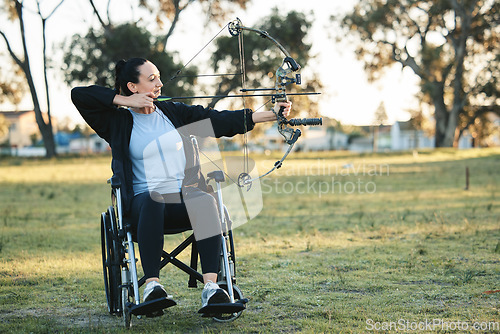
top-left (71, 85), bottom-right (255, 214)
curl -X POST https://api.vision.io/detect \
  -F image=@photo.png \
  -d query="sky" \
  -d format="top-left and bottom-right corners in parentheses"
top-left (0, 0), bottom-right (421, 127)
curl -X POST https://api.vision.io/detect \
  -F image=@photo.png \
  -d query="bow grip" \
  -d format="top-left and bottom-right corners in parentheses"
top-left (278, 105), bottom-right (286, 118)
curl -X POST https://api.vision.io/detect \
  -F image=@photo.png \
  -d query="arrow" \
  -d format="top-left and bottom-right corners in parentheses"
top-left (154, 92), bottom-right (320, 102)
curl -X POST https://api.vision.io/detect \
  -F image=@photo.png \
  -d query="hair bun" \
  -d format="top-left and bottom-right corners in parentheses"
top-left (114, 58), bottom-right (147, 95)
top-left (115, 59), bottom-right (127, 77)
top-left (114, 59), bottom-right (127, 91)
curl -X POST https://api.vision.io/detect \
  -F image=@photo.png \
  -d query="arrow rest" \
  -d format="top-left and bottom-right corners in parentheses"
top-left (237, 173), bottom-right (252, 191)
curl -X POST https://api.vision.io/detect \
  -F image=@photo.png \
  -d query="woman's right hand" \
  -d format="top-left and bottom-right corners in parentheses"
top-left (113, 92), bottom-right (155, 109)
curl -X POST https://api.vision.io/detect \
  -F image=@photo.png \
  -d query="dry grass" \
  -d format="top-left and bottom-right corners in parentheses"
top-left (0, 148), bottom-right (499, 333)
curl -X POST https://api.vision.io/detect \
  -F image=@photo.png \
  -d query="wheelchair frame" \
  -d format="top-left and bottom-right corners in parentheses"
top-left (101, 171), bottom-right (247, 328)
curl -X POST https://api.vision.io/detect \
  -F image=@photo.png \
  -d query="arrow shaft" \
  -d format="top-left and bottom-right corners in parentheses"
top-left (155, 92), bottom-right (320, 101)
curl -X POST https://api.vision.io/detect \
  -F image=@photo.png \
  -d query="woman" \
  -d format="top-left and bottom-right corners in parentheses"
top-left (71, 57), bottom-right (291, 310)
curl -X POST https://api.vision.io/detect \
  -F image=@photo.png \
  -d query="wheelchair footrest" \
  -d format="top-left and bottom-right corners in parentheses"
top-left (128, 297), bottom-right (177, 317)
top-left (198, 299), bottom-right (248, 317)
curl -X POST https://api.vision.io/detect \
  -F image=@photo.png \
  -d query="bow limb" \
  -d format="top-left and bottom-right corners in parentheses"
top-left (239, 130), bottom-right (300, 187)
top-left (228, 19), bottom-right (299, 68)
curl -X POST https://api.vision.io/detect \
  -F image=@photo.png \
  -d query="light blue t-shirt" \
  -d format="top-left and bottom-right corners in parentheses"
top-left (129, 108), bottom-right (186, 195)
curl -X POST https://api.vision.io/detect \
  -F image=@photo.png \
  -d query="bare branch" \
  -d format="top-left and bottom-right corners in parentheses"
top-left (460, 104), bottom-right (500, 133)
top-left (34, 0), bottom-right (66, 20)
top-left (88, 0), bottom-right (109, 29)
top-left (389, 40), bottom-right (427, 80)
top-left (106, 0), bottom-right (112, 24)
top-left (161, 0), bottom-right (182, 51)
top-left (0, 30), bottom-right (24, 68)
top-left (160, 0), bottom-right (196, 51)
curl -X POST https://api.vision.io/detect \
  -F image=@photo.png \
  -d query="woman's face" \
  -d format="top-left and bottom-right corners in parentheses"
top-left (128, 61), bottom-right (163, 98)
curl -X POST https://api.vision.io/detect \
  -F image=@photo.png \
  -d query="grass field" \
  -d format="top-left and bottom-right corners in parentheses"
top-left (0, 148), bottom-right (499, 333)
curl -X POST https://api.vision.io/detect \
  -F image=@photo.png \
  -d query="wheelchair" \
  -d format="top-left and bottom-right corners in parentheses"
top-left (100, 169), bottom-right (248, 328)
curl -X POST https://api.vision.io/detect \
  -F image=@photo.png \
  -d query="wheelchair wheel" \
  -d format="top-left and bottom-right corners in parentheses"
top-left (101, 207), bottom-right (122, 315)
top-left (122, 286), bottom-right (132, 328)
top-left (212, 284), bottom-right (244, 322)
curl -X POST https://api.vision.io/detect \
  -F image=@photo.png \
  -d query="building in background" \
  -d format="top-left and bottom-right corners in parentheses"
top-left (0, 110), bottom-right (39, 150)
top-left (0, 110), bottom-right (109, 156)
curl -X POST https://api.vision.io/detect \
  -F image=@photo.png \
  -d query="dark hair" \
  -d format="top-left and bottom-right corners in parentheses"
top-left (114, 58), bottom-right (148, 96)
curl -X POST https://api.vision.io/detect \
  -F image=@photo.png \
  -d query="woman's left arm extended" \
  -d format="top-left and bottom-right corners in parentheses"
top-left (164, 100), bottom-right (292, 137)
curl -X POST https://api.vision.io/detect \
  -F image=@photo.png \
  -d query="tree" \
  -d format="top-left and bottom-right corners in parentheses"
top-left (373, 101), bottom-right (388, 126)
top-left (63, 0), bottom-right (251, 104)
top-left (372, 101), bottom-right (388, 151)
top-left (62, 22), bottom-right (197, 100)
top-left (0, 113), bottom-right (8, 139)
top-left (0, 63), bottom-right (26, 105)
top-left (138, 0), bottom-right (251, 52)
top-left (0, 0), bottom-right (65, 157)
top-left (333, 0), bottom-right (499, 147)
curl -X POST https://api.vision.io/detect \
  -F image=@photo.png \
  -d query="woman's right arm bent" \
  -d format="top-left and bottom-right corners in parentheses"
top-left (113, 93), bottom-right (155, 110)
top-left (71, 85), bottom-right (120, 142)
top-left (71, 85), bottom-right (157, 141)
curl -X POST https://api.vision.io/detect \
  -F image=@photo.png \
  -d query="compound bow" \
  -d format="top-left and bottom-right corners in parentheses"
top-left (227, 18), bottom-right (322, 188)
top-left (159, 18), bottom-right (322, 189)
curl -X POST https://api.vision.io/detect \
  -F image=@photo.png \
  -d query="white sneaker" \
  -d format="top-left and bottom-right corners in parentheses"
top-left (143, 281), bottom-right (168, 303)
top-left (201, 281), bottom-right (229, 308)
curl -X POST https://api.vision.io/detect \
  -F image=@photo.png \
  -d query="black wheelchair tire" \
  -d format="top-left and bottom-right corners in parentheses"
top-left (212, 284), bottom-right (244, 322)
top-left (101, 208), bottom-right (122, 315)
top-left (122, 286), bottom-right (132, 328)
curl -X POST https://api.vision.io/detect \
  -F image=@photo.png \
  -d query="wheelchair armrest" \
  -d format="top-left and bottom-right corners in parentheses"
top-left (107, 175), bottom-right (121, 189)
top-left (206, 171), bottom-right (225, 183)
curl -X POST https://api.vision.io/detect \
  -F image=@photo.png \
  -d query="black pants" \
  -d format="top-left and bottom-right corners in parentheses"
top-left (129, 191), bottom-right (222, 279)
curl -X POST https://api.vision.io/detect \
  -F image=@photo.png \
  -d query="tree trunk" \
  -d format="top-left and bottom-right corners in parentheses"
top-left (445, 104), bottom-right (461, 148)
top-left (25, 66), bottom-right (56, 157)
top-left (439, 121), bottom-right (456, 147)
top-left (39, 121), bottom-right (57, 157)
top-left (16, 0), bottom-right (57, 158)
top-left (429, 81), bottom-right (453, 147)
